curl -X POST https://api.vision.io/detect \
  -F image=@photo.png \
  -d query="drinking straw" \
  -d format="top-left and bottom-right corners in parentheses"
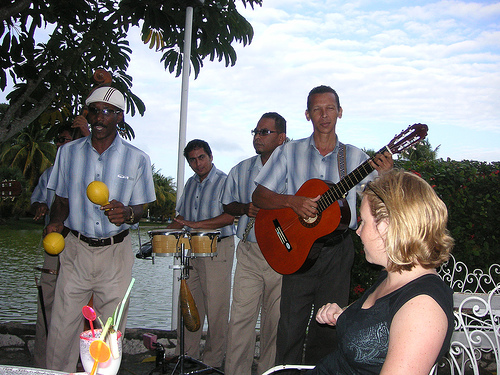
top-left (100, 317), bottom-right (113, 342)
top-left (114, 278), bottom-right (135, 329)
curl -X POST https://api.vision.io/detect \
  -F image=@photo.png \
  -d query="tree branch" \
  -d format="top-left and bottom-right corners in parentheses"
top-left (0, 0), bottom-right (33, 23)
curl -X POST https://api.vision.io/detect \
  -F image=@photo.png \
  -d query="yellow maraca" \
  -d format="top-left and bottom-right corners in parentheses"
top-left (87, 181), bottom-right (110, 207)
top-left (43, 232), bottom-right (65, 255)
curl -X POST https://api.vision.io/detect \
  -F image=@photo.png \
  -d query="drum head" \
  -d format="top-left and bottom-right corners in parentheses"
top-left (148, 229), bottom-right (185, 236)
top-left (189, 230), bottom-right (221, 237)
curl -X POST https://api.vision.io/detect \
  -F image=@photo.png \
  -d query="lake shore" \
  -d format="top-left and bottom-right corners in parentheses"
top-left (0, 322), bottom-right (177, 373)
top-left (0, 322), bottom-right (258, 374)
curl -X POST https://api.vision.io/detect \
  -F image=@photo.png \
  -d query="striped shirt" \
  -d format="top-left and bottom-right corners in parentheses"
top-left (254, 134), bottom-right (377, 229)
top-left (177, 164), bottom-right (235, 238)
top-left (31, 166), bottom-right (54, 206)
top-left (31, 166), bottom-right (54, 226)
top-left (222, 155), bottom-right (262, 242)
top-left (47, 134), bottom-right (156, 238)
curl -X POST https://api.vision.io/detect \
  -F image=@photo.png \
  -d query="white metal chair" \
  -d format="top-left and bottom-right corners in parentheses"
top-left (433, 255), bottom-right (500, 374)
top-left (262, 364), bottom-right (315, 375)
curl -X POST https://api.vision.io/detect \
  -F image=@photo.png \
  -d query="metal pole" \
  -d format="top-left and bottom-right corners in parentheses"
top-left (172, 4), bottom-right (196, 331)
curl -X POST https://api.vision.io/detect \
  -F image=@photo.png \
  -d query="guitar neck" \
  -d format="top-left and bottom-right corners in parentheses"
top-left (317, 146), bottom-right (387, 212)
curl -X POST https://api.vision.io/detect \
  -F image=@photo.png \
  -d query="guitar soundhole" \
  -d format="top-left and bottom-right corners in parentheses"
top-left (299, 212), bottom-right (322, 228)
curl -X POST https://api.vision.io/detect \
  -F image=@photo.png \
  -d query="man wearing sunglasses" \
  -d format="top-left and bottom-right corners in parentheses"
top-left (222, 112), bottom-right (287, 375)
top-left (253, 86), bottom-right (393, 372)
top-left (43, 87), bottom-right (156, 372)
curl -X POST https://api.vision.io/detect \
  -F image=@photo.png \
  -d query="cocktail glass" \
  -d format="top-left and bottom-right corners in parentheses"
top-left (80, 329), bottom-right (122, 375)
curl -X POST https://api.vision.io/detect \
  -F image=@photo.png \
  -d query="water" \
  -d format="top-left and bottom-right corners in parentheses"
top-left (0, 225), bottom-right (202, 330)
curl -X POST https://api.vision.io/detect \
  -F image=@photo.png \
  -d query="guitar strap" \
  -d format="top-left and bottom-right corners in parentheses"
top-left (337, 141), bottom-right (347, 179)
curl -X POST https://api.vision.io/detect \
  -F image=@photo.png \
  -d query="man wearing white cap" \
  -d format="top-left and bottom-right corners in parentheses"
top-left (44, 87), bottom-right (156, 372)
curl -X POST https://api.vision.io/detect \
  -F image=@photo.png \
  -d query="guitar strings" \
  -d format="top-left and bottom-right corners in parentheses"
top-left (319, 160), bottom-right (374, 212)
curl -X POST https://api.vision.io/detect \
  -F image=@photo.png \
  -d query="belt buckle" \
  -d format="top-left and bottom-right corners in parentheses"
top-left (88, 238), bottom-right (102, 247)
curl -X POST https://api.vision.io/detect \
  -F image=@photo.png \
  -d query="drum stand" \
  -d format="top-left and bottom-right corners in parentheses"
top-left (157, 243), bottom-right (224, 375)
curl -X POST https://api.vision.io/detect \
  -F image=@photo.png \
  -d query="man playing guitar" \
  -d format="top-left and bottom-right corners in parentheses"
top-left (252, 85), bottom-right (393, 371)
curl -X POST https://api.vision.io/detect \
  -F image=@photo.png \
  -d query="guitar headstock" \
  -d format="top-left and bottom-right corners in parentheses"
top-left (386, 123), bottom-right (428, 155)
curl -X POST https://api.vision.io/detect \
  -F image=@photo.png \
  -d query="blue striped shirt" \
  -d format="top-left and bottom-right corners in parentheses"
top-left (31, 166), bottom-right (54, 226)
top-left (47, 135), bottom-right (156, 238)
top-left (222, 155), bottom-right (262, 242)
top-left (31, 166), bottom-right (54, 206)
top-left (254, 134), bottom-right (377, 229)
top-left (177, 165), bottom-right (235, 238)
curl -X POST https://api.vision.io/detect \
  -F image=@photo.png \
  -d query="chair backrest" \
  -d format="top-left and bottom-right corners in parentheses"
top-left (435, 254), bottom-right (500, 375)
top-left (437, 254), bottom-right (500, 293)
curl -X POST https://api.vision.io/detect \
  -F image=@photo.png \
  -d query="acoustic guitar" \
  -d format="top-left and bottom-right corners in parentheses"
top-left (254, 123), bottom-right (428, 275)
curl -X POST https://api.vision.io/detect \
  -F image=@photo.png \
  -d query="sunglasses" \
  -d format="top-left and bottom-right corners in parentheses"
top-left (251, 129), bottom-right (279, 136)
top-left (55, 137), bottom-right (72, 143)
top-left (88, 107), bottom-right (122, 116)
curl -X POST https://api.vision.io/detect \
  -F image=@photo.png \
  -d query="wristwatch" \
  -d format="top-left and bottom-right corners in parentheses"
top-left (126, 206), bottom-right (135, 224)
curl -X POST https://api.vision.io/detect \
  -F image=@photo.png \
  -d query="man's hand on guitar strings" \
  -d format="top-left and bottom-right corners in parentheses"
top-left (288, 194), bottom-right (321, 220)
top-left (369, 151), bottom-right (394, 173)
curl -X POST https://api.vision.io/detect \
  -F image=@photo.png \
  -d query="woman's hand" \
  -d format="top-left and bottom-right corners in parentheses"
top-left (316, 303), bottom-right (344, 326)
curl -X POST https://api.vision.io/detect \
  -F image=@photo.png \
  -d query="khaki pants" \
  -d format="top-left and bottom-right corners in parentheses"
top-left (46, 232), bottom-right (134, 372)
top-left (176, 236), bottom-right (235, 368)
top-left (224, 241), bottom-right (282, 375)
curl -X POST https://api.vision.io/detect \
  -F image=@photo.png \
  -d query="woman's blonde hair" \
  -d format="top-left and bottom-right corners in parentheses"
top-left (362, 169), bottom-right (454, 272)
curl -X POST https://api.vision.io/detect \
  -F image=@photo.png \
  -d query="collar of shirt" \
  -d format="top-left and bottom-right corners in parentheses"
top-left (308, 133), bottom-right (340, 158)
top-left (81, 132), bottom-right (124, 155)
top-left (194, 163), bottom-right (217, 184)
top-left (253, 155), bottom-right (264, 171)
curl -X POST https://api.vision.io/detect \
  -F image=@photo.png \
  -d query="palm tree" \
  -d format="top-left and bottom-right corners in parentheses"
top-left (0, 123), bottom-right (56, 188)
top-left (149, 166), bottom-right (177, 221)
top-left (398, 139), bottom-right (440, 162)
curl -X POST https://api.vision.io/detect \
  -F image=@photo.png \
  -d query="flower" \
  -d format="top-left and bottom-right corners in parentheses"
top-left (353, 284), bottom-right (365, 295)
top-left (410, 170), bottom-right (422, 177)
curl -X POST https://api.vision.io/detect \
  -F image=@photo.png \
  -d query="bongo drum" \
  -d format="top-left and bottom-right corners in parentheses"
top-left (148, 229), bottom-right (190, 257)
top-left (189, 230), bottom-right (220, 258)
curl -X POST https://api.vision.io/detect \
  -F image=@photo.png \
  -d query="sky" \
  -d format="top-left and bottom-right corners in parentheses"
top-left (5, 0), bottom-right (500, 186)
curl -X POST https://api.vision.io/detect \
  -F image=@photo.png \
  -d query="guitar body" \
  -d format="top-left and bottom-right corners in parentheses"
top-left (255, 179), bottom-right (350, 275)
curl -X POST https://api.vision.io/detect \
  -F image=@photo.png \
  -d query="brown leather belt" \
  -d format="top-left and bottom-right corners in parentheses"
top-left (70, 229), bottom-right (129, 247)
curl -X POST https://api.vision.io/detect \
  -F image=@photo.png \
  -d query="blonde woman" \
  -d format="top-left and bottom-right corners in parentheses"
top-left (307, 170), bottom-right (454, 375)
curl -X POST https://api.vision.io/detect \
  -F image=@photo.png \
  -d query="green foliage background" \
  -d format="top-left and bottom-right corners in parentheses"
top-left (349, 159), bottom-right (500, 301)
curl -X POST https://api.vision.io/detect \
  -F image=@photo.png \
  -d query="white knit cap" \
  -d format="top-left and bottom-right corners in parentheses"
top-left (85, 87), bottom-right (125, 111)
